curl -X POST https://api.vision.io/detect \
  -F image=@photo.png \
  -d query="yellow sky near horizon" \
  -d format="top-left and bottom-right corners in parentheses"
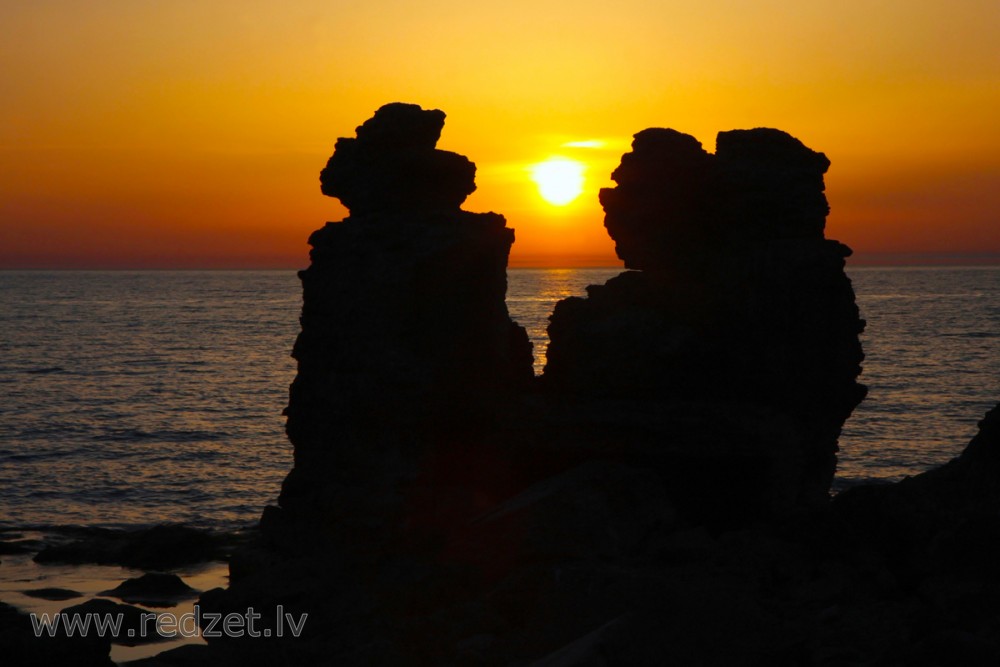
top-left (2, 0), bottom-right (998, 268)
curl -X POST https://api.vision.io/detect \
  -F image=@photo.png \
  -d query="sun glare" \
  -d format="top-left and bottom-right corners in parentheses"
top-left (530, 157), bottom-right (585, 206)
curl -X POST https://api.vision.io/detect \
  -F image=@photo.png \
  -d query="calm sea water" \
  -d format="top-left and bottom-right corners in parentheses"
top-left (837, 267), bottom-right (1000, 488)
top-left (2, 267), bottom-right (999, 531)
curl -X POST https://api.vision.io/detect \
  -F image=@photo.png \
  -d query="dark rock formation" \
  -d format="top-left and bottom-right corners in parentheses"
top-left (20, 588), bottom-right (83, 602)
top-left (600, 127), bottom-right (832, 270)
top-left (834, 403), bottom-right (1000, 579)
top-left (0, 601), bottom-right (113, 667)
top-left (319, 102), bottom-right (477, 215)
top-left (266, 103), bottom-right (533, 557)
top-left (188, 111), bottom-right (1000, 667)
top-left (100, 573), bottom-right (198, 608)
top-left (544, 127), bottom-right (866, 512)
top-left (0, 532), bottom-right (39, 556)
top-left (32, 525), bottom-right (243, 570)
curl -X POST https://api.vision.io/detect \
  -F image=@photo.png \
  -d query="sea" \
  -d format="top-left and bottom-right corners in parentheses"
top-left (3, 267), bottom-right (1000, 533)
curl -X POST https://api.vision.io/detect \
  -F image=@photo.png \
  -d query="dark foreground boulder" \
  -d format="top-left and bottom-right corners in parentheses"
top-left (0, 600), bottom-right (113, 667)
top-left (20, 588), bottom-right (83, 602)
top-left (101, 573), bottom-right (199, 607)
top-left (33, 525), bottom-right (243, 570)
top-left (834, 403), bottom-right (1000, 580)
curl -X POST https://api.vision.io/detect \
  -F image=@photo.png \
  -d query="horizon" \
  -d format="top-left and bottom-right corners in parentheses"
top-left (7, 253), bottom-right (1000, 271)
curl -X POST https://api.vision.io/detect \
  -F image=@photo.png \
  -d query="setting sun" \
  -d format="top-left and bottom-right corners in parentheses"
top-left (530, 157), bottom-right (585, 206)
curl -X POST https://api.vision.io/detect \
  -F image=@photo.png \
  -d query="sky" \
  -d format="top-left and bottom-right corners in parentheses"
top-left (1, 0), bottom-right (998, 268)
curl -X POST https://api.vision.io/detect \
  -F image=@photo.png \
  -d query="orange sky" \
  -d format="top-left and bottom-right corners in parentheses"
top-left (2, 0), bottom-right (998, 268)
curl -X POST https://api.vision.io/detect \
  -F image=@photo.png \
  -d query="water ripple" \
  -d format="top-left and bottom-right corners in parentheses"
top-left (3, 267), bottom-right (1000, 529)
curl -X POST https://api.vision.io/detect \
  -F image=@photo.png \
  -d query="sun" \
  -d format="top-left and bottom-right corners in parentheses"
top-left (530, 157), bottom-right (585, 206)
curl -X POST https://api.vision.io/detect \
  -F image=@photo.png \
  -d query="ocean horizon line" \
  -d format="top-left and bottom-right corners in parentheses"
top-left (7, 257), bottom-right (1000, 271)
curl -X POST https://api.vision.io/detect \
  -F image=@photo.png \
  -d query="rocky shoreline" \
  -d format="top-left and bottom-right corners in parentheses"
top-left (0, 525), bottom-right (244, 666)
top-left (5, 104), bottom-right (1000, 666)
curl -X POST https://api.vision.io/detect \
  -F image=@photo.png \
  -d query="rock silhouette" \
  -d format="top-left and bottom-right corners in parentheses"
top-left (545, 127), bottom-right (866, 512)
top-left (269, 102), bottom-right (533, 557)
top-left (600, 127), bottom-right (832, 270)
top-left (319, 102), bottom-right (477, 215)
top-left (148, 107), bottom-right (1000, 667)
top-left (100, 573), bottom-right (198, 607)
top-left (0, 601), bottom-right (112, 667)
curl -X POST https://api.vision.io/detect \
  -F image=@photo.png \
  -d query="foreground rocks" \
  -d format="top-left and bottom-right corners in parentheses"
top-left (834, 404), bottom-right (1000, 588)
top-left (32, 525), bottom-right (247, 570)
top-left (20, 588), bottom-right (83, 602)
top-left (93, 108), bottom-right (1000, 665)
top-left (0, 601), bottom-right (113, 667)
top-left (2, 528), bottom-right (225, 666)
top-left (100, 573), bottom-right (199, 608)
